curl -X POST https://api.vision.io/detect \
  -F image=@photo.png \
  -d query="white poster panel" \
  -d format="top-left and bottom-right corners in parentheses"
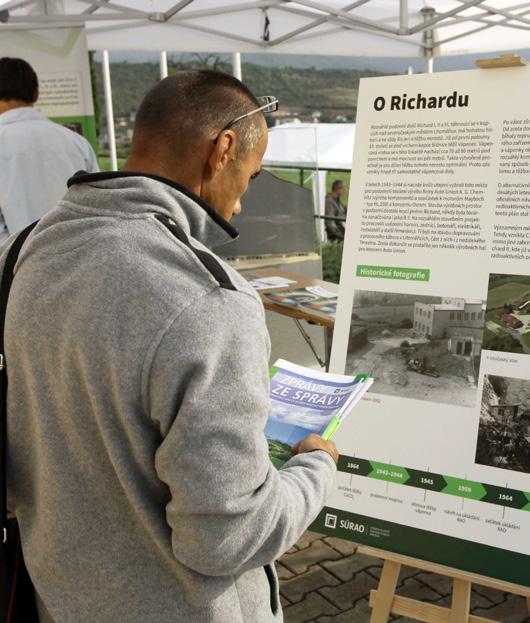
top-left (0, 27), bottom-right (96, 147)
top-left (314, 67), bottom-right (530, 586)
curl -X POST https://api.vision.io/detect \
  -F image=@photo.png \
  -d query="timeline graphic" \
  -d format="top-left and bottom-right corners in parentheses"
top-left (338, 456), bottom-right (530, 511)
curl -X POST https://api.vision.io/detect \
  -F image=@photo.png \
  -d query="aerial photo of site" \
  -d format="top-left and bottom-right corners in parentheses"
top-left (482, 274), bottom-right (530, 355)
top-left (345, 290), bottom-right (486, 407)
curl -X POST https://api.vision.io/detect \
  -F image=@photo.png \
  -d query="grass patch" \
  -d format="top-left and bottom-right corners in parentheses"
top-left (485, 309), bottom-right (504, 328)
top-left (482, 328), bottom-right (496, 343)
top-left (321, 241), bottom-right (343, 284)
top-left (484, 331), bottom-right (524, 354)
top-left (486, 283), bottom-right (530, 309)
top-left (489, 274), bottom-right (530, 289)
top-left (98, 155), bottom-right (127, 171)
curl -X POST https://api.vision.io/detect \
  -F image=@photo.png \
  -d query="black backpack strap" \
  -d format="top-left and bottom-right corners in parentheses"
top-left (154, 214), bottom-right (237, 291)
top-left (0, 222), bottom-right (38, 543)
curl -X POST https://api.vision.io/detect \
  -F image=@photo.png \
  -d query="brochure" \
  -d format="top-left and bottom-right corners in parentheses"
top-left (245, 275), bottom-right (297, 290)
top-left (263, 288), bottom-right (338, 317)
top-left (303, 299), bottom-right (338, 318)
top-left (266, 359), bottom-right (373, 468)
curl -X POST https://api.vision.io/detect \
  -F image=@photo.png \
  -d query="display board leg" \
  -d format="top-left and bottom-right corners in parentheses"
top-left (451, 578), bottom-right (471, 623)
top-left (369, 559), bottom-right (401, 623)
top-left (359, 546), bottom-right (529, 623)
top-left (526, 596), bottom-right (530, 616)
top-left (324, 327), bottom-right (333, 371)
top-left (293, 319), bottom-right (326, 368)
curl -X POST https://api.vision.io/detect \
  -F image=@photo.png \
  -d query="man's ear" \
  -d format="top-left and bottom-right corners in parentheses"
top-left (207, 129), bottom-right (237, 179)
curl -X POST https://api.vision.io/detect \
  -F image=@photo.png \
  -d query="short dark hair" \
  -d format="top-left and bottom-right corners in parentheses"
top-left (0, 57), bottom-right (38, 103)
top-left (332, 179), bottom-right (344, 191)
top-left (134, 69), bottom-right (263, 158)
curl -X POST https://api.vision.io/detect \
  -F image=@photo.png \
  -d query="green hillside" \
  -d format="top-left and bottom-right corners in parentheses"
top-left (268, 438), bottom-right (294, 469)
top-left (94, 58), bottom-right (385, 123)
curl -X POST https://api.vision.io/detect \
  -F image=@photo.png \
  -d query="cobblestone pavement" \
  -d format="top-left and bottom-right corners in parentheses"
top-left (276, 531), bottom-right (530, 623)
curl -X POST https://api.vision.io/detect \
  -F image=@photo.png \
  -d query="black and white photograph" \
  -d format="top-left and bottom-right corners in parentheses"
top-left (475, 375), bottom-right (530, 474)
top-left (482, 273), bottom-right (530, 355)
top-left (346, 290), bottom-right (486, 407)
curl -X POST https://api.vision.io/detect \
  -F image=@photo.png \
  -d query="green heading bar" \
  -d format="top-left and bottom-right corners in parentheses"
top-left (357, 265), bottom-right (430, 282)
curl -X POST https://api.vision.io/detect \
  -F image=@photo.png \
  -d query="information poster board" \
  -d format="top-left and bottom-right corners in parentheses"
top-left (0, 27), bottom-right (97, 150)
top-left (313, 67), bottom-right (530, 587)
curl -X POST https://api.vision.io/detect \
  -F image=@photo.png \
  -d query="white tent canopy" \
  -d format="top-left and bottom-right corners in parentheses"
top-left (3, 0), bottom-right (530, 58)
top-left (263, 122), bottom-right (355, 170)
top-left (262, 122), bottom-right (355, 242)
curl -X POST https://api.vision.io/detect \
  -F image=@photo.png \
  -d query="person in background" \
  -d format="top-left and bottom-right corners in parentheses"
top-left (325, 178), bottom-right (347, 241)
top-left (0, 57), bottom-right (98, 241)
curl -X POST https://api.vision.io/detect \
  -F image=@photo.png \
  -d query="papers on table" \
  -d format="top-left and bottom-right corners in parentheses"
top-left (305, 285), bottom-right (337, 299)
top-left (247, 275), bottom-right (297, 290)
top-left (263, 288), bottom-right (338, 318)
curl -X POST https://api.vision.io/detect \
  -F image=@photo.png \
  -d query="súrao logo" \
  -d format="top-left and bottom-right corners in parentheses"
top-left (324, 513), bottom-right (337, 529)
top-left (339, 519), bottom-right (365, 534)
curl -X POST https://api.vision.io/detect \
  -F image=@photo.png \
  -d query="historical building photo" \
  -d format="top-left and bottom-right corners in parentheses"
top-left (346, 291), bottom-right (486, 407)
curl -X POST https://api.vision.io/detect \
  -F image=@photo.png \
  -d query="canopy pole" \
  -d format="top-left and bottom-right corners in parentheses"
top-left (232, 52), bottom-right (242, 80)
top-left (102, 50), bottom-right (118, 171)
top-left (160, 51), bottom-right (168, 79)
top-left (399, 0), bottom-right (408, 34)
top-left (421, 6), bottom-right (436, 74)
top-left (425, 54), bottom-right (434, 74)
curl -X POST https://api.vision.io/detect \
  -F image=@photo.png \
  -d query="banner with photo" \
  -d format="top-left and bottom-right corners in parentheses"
top-left (323, 66), bottom-right (530, 587)
top-left (0, 26), bottom-right (97, 150)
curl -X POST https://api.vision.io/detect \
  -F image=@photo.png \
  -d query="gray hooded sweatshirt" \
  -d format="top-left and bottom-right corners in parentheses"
top-left (4, 172), bottom-right (336, 623)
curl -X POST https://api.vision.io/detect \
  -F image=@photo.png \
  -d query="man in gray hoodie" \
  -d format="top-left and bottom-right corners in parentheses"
top-left (4, 70), bottom-right (338, 622)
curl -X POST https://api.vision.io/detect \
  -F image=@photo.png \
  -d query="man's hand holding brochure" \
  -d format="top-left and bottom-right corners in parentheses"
top-left (267, 359), bottom-right (374, 468)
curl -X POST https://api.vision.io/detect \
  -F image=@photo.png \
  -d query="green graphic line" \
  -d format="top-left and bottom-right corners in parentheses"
top-left (338, 455), bottom-right (530, 510)
top-left (443, 476), bottom-right (486, 502)
top-left (368, 461), bottom-right (410, 484)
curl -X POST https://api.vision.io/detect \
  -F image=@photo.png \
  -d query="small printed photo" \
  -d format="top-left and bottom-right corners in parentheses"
top-left (482, 274), bottom-right (530, 355)
top-left (304, 300), bottom-right (337, 317)
top-left (263, 289), bottom-right (337, 318)
top-left (264, 290), bottom-right (323, 307)
top-left (61, 121), bottom-right (83, 135)
top-left (475, 374), bottom-right (530, 474)
top-left (345, 291), bottom-right (486, 407)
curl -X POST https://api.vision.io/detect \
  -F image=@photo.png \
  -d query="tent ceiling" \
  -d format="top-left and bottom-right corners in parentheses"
top-left (2, 0), bottom-right (530, 56)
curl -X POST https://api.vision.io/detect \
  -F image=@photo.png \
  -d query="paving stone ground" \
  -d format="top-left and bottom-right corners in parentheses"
top-left (277, 531), bottom-right (530, 623)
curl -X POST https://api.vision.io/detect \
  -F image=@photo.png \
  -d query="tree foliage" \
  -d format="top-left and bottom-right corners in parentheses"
top-left (93, 59), bottom-right (385, 124)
